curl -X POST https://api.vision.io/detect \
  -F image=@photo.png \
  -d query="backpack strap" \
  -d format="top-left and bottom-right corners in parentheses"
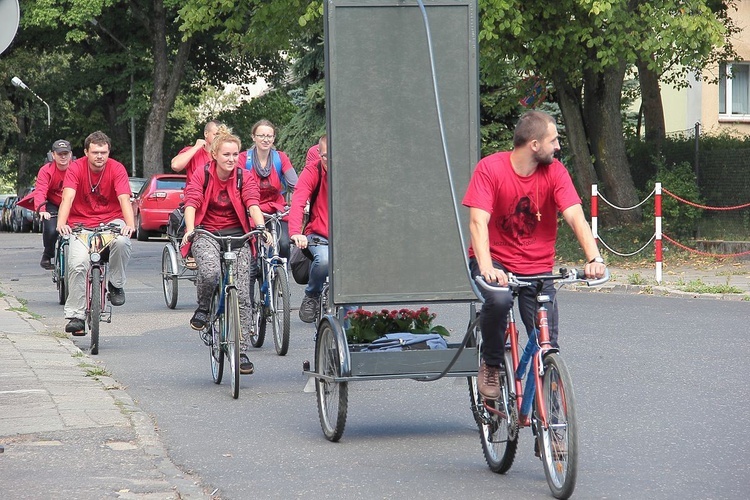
top-left (246, 148), bottom-right (286, 194)
top-left (202, 162), bottom-right (242, 192)
top-left (203, 162), bottom-right (210, 192)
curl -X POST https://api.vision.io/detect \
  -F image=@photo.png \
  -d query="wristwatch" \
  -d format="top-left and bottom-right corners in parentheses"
top-left (588, 256), bottom-right (605, 264)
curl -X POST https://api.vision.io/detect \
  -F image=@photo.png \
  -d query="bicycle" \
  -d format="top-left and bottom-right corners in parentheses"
top-left (249, 209), bottom-right (292, 356)
top-left (191, 227), bottom-right (263, 399)
top-left (470, 268), bottom-right (609, 499)
top-left (69, 223), bottom-right (122, 355)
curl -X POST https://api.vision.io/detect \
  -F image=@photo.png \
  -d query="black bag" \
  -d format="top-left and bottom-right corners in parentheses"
top-left (289, 245), bottom-right (313, 285)
top-left (168, 205), bottom-right (185, 238)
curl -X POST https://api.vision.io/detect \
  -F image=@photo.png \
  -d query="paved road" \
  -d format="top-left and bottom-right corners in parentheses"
top-left (1, 232), bottom-right (749, 499)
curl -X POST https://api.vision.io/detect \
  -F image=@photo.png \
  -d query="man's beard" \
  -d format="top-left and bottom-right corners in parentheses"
top-left (533, 150), bottom-right (554, 166)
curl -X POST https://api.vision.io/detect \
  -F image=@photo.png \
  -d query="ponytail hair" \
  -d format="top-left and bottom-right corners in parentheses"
top-left (210, 124), bottom-right (242, 157)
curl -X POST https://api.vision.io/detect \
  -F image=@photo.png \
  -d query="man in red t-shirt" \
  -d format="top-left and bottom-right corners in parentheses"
top-left (56, 131), bottom-right (136, 334)
top-left (32, 139), bottom-right (73, 269)
top-left (170, 120), bottom-right (221, 181)
top-left (462, 110), bottom-right (606, 400)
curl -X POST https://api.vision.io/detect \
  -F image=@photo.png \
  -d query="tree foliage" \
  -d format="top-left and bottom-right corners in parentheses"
top-left (478, 0), bottom-right (731, 222)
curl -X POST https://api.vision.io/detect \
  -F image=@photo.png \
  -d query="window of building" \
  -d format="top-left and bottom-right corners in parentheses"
top-left (719, 62), bottom-right (750, 116)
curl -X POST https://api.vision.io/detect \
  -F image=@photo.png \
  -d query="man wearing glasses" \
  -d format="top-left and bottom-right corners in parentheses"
top-left (289, 135), bottom-right (329, 323)
top-left (27, 139), bottom-right (73, 270)
top-left (56, 131), bottom-right (135, 334)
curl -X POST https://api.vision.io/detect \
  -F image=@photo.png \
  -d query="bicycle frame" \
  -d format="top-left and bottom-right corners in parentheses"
top-left (77, 227), bottom-right (117, 324)
top-left (505, 283), bottom-right (556, 430)
top-left (192, 227), bottom-right (262, 398)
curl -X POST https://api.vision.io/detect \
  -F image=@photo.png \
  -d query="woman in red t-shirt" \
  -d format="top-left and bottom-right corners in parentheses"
top-left (182, 126), bottom-right (266, 375)
top-left (241, 119), bottom-right (298, 259)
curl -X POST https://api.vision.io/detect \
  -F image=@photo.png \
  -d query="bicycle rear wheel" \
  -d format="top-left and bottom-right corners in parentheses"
top-left (209, 288), bottom-right (223, 384)
top-left (536, 352), bottom-right (578, 499)
top-left (468, 350), bottom-right (518, 473)
top-left (89, 267), bottom-right (102, 355)
top-left (161, 245), bottom-right (178, 309)
top-left (315, 319), bottom-right (348, 441)
top-left (249, 280), bottom-right (266, 348)
top-left (225, 287), bottom-right (241, 399)
top-left (271, 267), bottom-right (291, 356)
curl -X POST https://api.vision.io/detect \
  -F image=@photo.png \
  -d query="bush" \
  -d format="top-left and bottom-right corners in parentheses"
top-left (644, 159), bottom-right (703, 239)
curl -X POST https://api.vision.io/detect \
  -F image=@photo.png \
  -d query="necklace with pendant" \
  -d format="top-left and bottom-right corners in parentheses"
top-left (534, 174), bottom-right (542, 221)
top-left (89, 165), bottom-right (105, 193)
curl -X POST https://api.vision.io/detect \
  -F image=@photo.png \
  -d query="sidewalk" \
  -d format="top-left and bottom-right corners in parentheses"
top-left (1, 261), bottom-right (747, 498)
top-left (0, 294), bottom-right (208, 499)
top-left (598, 259), bottom-right (750, 300)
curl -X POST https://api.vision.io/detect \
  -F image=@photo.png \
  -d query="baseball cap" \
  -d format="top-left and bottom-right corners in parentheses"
top-left (51, 139), bottom-right (72, 153)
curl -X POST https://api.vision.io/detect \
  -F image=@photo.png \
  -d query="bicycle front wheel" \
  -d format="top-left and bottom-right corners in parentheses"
top-left (537, 352), bottom-right (578, 499)
top-left (225, 287), bottom-right (241, 399)
top-left (271, 267), bottom-right (291, 356)
top-left (249, 280), bottom-right (266, 348)
top-left (56, 241), bottom-right (68, 305)
top-left (89, 267), bottom-right (102, 355)
top-left (315, 319), bottom-right (348, 441)
top-left (209, 288), bottom-right (223, 384)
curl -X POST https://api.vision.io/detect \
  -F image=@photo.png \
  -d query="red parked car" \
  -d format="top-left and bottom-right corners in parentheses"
top-left (131, 174), bottom-right (187, 241)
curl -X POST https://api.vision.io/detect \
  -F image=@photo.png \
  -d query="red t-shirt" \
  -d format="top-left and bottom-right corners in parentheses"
top-left (183, 161), bottom-right (260, 234)
top-left (178, 145), bottom-right (212, 182)
top-left (33, 162), bottom-right (67, 210)
top-left (201, 177), bottom-right (243, 232)
top-left (238, 149), bottom-right (294, 214)
top-left (63, 157), bottom-right (131, 226)
top-left (462, 151), bottom-right (581, 274)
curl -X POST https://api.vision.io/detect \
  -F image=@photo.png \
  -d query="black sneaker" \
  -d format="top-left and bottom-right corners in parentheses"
top-left (40, 256), bottom-right (54, 270)
top-left (298, 294), bottom-right (320, 323)
top-left (65, 318), bottom-right (85, 335)
top-left (190, 309), bottom-right (209, 330)
top-left (107, 282), bottom-right (125, 306)
top-left (239, 353), bottom-right (254, 374)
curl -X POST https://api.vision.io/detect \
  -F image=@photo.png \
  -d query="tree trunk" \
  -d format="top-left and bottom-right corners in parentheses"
top-left (583, 62), bottom-right (641, 223)
top-left (636, 57), bottom-right (666, 157)
top-left (551, 70), bottom-right (598, 210)
top-left (141, 0), bottom-right (192, 177)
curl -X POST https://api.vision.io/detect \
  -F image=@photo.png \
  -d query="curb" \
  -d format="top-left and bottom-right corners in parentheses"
top-left (576, 282), bottom-right (750, 301)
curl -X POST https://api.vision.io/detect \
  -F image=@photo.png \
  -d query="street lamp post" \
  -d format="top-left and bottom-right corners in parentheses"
top-left (90, 19), bottom-right (137, 177)
top-left (11, 76), bottom-right (51, 127)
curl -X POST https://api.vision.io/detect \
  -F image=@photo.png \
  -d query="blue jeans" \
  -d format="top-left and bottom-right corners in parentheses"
top-left (305, 233), bottom-right (328, 296)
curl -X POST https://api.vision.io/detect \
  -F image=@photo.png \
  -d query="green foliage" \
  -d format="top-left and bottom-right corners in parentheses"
top-left (217, 89), bottom-right (297, 149)
top-left (277, 82), bottom-right (326, 172)
top-left (675, 279), bottom-right (743, 295)
top-left (645, 159), bottom-right (703, 239)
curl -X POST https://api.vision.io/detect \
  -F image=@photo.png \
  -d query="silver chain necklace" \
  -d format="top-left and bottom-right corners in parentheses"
top-left (88, 165), bottom-right (105, 193)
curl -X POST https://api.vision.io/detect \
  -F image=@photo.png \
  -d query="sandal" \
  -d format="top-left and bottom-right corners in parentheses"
top-left (190, 309), bottom-right (209, 330)
top-left (184, 257), bottom-right (197, 270)
top-left (239, 353), bottom-right (254, 375)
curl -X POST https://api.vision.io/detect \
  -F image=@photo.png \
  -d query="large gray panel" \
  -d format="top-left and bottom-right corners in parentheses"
top-left (326, 0), bottom-right (478, 304)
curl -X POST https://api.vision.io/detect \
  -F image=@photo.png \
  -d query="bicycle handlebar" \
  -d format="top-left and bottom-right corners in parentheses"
top-left (71, 222), bottom-right (122, 233)
top-left (261, 207), bottom-right (290, 220)
top-left (190, 227), bottom-right (264, 248)
top-left (474, 267), bottom-right (610, 293)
